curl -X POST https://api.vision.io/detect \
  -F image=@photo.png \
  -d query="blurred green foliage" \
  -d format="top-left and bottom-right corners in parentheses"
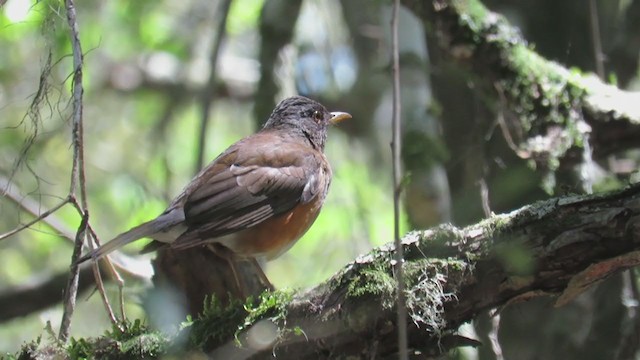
top-left (0, 0), bottom-right (402, 353)
top-left (227, 0), bottom-right (264, 35)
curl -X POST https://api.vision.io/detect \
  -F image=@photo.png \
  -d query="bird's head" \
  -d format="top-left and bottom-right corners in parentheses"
top-left (263, 96), bottom-right (351, 150)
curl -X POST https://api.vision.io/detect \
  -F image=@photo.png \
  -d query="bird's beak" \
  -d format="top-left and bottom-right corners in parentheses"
top-left (329, 111), bottom-right (352, 125)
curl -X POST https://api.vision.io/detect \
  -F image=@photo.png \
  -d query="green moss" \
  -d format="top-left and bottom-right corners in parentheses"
top-left (239, 289), bottom-right (294, 335)
top-left (188, 295), bottom-right (247, 350)
top-left (71, 320), bottom-right (169, 360)
top-left (338, 249), bottom-right (466, 336)
top-left (501, 43), bottom-right (588, 193)
top-left (346, 263), bottom-right (396, 309)
top-left (455, 0), bottom-right (489, 40)
top-left (340, 237), bottom-right (471, 336)
top-left (490, 212), bottom-right (514, 232)
top-left (431, 224), bottom-right (465, 242)
top-left (111, 333), bottom-right (168, 359)
top-left (443, 0), bottom-right (592, 193)
top-left (456, 0), bottom-right (489, 21)
top-left (505, 46), bottom-right (584, 130)
top-left (7, 292), bottom-right (298, 359)
top-left (408, 225), bottom-right (466, 259)
top-left (445, 258), bottom-right (470, 273)
top-left (188, 290), bottom-right (295, 352)
top-left (469, 213), bottom-right (512, 243)
top-left (4, 321), bottom-right (169, 360)
top-left (67, 337), bottom-right (92, 359)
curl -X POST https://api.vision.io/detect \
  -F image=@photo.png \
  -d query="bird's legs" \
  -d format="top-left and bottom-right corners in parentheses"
top-left (207, 244), bottom-right (274, 299)
top-left (207, 244), bottom-right (246, 298)
top-left (249, 257), bottom-right (275, 291)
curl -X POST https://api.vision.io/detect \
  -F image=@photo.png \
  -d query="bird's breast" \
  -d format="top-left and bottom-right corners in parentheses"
top-left (216, 196), bottom-right (325, 261)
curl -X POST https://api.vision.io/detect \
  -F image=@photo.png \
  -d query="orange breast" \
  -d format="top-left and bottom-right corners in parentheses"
top-left (225, 199), bottom-right (324, 260)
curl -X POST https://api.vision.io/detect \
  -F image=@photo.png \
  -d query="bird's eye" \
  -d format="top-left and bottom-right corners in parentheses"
top-left (313, 110), bottom-right (323, 123)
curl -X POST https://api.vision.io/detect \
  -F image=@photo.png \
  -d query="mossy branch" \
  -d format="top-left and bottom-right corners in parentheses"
top-left (188, 183), bottom-right (640, 358)
top-left (400, 0), bottom-right (640, 174)
top-left (14, 184), bottom-right (640, 358)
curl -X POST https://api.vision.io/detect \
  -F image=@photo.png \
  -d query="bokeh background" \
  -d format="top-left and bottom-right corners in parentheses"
top-left (1, 0), bottom-right (639, 359)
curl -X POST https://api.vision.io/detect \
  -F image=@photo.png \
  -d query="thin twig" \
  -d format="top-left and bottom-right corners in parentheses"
top-left (87, 227), bottom-right (127, 323)
top-left (1, 179), bottom-right (135, 322)
top-left (68, 198), bottom-right (123, 325)
top-left (390, 0), bottom-right (408, 358)
top-left (59, 212), bottom-right (88, 342)
top-left (59, 0), bottom-right (93, 342)
top-left (89, 244), bottom-right (120, 326)
top-left (1, 174), bottom-right (151, 278)
top-left (0, 196), bottom-right (70, 241)
top-left (67, 7), bottom-right (83, 200)
top-left (195, 0), bottom-right (233, 174)
top-left (0, 175), bottom-right (74, 238)
top-left (66, 203), bottom-right (120, 325)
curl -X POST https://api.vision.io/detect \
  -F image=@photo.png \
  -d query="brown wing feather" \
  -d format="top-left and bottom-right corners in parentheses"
top-left (169, 132), bottom-right (324, 250)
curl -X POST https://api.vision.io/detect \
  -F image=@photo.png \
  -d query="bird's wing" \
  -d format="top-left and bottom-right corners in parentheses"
top-left (169, 133), bottom-right (327, 249)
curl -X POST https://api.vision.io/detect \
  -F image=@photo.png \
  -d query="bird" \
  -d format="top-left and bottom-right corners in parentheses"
top-left (78, 96), bottom-right (350, 290)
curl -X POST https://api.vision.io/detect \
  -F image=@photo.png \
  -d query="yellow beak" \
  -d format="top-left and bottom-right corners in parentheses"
top-left (329, 111), bottom-right (352, 125)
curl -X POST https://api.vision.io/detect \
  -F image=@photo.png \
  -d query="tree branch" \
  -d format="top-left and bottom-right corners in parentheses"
top-left (20, 182), bottom-right (640, 358)
top-left (209, 183), bottom-right (640, 358)
top-left (0, 265), bottom-right (95, 323)
top-left (400, 0), bottom-right (640, 168)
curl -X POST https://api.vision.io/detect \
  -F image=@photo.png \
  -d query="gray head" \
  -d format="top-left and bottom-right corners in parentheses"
top-left (262, 96), bottom-right (351, 150)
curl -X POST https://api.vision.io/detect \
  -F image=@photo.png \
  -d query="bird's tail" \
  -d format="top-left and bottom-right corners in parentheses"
top-left (76, 219), bottom-right (159, 264)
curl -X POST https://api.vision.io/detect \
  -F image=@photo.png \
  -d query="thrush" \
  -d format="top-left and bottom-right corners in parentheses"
top-left (79, 96), bottom-right (350, 288)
